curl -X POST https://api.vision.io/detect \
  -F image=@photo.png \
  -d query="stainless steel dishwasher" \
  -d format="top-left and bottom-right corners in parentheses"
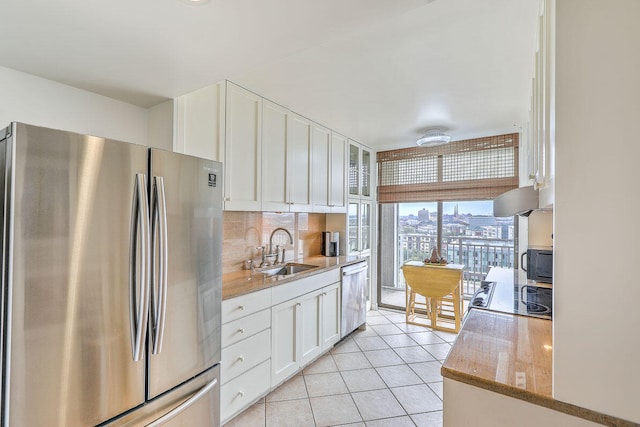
top-left (341, 261), bottom-right (369, 338)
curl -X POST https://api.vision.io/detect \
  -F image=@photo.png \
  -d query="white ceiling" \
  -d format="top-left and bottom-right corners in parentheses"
top-left (0, 0), bottom-right (539, 150)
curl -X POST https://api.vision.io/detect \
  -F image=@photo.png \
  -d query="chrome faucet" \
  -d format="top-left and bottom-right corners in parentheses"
top-left (269, 227), bottom-right (293, 263)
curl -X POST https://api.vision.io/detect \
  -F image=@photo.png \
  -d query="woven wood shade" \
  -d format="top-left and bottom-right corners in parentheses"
top-left (377, 133), bottom-right (519, 203)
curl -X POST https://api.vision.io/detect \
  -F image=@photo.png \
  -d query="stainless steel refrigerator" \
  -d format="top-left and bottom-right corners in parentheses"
top-left (0, 123), bottom-right (222, 426)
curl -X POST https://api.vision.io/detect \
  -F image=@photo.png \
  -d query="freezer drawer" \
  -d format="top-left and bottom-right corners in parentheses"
top-left (105, 364), bottom-right (220, 427)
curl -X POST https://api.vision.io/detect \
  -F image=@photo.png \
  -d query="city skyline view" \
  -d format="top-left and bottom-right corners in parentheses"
top-left (398, 200), bottom-right (494, 217)
top-left (380, 200), bottom-right (516, 301)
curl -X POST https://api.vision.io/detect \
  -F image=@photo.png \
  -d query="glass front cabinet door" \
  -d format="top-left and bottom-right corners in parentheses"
top-left (360, 201), bottom-right (371, 252)
top-left (348, 141), bottom-right (373, 199)
top-left (361, 148), bottom-right (371, 198)
top-left (349, 144), bottom-right (359, 197)
top-left (348, 200), bottom-right (372, 255)
top-left (348, 201), bottom-right (359, 253)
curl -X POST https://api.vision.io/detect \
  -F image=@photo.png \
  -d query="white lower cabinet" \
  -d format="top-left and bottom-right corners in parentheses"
top-left (221, 308), bottom-right (270, 348)
top-left (271, 297), bottom-right (299, 384)
top-left (221, 289), bottom-right (272, 425)
top-left (300, 289), bottom-right (322, 366)
top-left (321, 282), bottom-right (341, 350)
top-left (221, 328), bottom-right (271, 385)
top-left (222, 269), bottom-right (343, 424)
top-left (221, 360), bottom-right (271, 424)
top-left (271, 282), bottom-right (341, 386)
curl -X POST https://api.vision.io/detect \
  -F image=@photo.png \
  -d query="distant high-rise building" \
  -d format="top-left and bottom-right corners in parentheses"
top-left (454, 203), bottom-right (459, 218)
top-left (468, 216), bottom-right (497, 228)
top-left (418, 208), bottom-right (430, 222)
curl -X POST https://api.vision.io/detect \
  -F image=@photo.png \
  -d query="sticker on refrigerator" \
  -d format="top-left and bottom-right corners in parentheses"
top-left (208, 173), bottom-right (217, 187)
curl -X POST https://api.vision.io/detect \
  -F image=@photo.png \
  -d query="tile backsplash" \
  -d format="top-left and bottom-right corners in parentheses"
top-left (223, 211), bottom-right (326, 273)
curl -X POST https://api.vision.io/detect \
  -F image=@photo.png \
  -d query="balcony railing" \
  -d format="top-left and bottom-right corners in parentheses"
top-left (396, 235), bottom-right (515, 297)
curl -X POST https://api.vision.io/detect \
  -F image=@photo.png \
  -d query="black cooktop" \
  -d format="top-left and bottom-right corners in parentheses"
top-left (470, 281), bottom-right (552, 320)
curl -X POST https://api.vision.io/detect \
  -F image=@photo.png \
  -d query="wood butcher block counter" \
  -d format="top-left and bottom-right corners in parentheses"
top-left (442, 310), bottom-right (634, 426)
top-left (222, 255), bottom-right (362, 300)
top-left (442, 309), bottom-right (553, 399)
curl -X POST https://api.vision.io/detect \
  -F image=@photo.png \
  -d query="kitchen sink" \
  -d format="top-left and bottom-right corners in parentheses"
top-left (263, 263), bottom-right (318, 276)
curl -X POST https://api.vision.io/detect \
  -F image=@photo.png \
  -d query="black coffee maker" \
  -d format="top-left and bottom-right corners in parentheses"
top-left (322, 231), bottom-right (339, 257)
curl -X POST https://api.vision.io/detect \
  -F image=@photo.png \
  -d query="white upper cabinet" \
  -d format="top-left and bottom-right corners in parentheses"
top-left (174, 80), bottom-right (360, 213)
top-left (286, 112), bottom-right (312, 212)
top-left (312, 127), bottom-right (347, 213)
top-left (225, 82), bottom-right (263, 211)
top-left (348, 140), bottom-right (374, 200)
top-left (174, 82), bottom-right (225, 161)
top-left (361, 146), bottom-right (373, 199)
top-left (262, 100), bottom-right (289, 211)
top-left (311, 124), bottom-right (331, 213)
top-left (329, 132), bottom-right (347, 212)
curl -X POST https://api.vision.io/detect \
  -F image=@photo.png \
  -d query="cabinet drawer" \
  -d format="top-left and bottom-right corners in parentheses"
top-left (221, 328), bottom-right (270, 385)
top-left (272, 269), bottom-right (340, 305)
top-left (221, 359), bottom-right (270, 424)
top-left (221, 308), bottom-right (271, 348)
top-left (222, 288), bottom-right (272, 324)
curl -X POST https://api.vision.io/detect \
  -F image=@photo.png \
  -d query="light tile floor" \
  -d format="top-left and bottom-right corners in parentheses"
top-left (224, 308), bottom-right (458, 427)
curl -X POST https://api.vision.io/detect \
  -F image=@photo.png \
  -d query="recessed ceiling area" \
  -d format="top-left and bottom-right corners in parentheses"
top-left (0, 0), bottom-right (539, 150)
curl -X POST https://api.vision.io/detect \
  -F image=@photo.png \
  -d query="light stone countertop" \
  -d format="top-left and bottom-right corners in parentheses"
top-left (222, 255), bottom-right (363, 300)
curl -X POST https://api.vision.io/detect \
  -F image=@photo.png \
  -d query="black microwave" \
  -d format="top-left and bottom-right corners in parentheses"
top-left (521, 249), bottom-right (553, 283)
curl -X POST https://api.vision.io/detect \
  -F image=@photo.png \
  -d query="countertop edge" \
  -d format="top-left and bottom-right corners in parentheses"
top-left (222, 255), bottom-right (364, 300)
top-left (441, 330), bottom-right (637, 427)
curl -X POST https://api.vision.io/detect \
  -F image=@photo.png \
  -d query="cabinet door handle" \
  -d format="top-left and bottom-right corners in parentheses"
top-left (296, 302), bottom-right (301, 307)
top-left (238, 328), bottom-right (245, 334)
top-left (237, 355), bottom-right (244, 362)
top-left (238, 305), bottom-right (245, 311)
top-left (237, 391), bottom-right (244, 398)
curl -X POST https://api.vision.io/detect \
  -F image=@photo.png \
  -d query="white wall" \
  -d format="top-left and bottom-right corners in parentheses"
top-left (444, 379), bottom-right (600, 427)
top-left (148, 100), bottom-right (174, 151)
top-left (528, 209), bottom-right (553, 248)
top-left (0, 66), bottom-right (148, 144)
top-left (554, 0), bottom-right (640, 423)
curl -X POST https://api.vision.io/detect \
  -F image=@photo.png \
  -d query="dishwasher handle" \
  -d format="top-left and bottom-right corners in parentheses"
top-left (343, 264), bottom-right (368, 276)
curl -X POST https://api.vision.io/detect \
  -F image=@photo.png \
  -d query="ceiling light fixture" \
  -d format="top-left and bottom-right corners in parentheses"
top-left (416, 127), bottom-right (451, 147)
top-left (181, 0), bottom-right (210, 5)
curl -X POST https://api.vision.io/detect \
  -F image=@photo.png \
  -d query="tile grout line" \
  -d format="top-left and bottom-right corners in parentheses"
top-left (300, 368), bottom-right (318, 427)
top-left (228, 309), bottom-right (449, 426)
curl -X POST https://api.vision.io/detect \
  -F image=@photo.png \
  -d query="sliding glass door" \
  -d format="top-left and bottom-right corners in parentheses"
top-left (378, 200), bottom-right (516, 310)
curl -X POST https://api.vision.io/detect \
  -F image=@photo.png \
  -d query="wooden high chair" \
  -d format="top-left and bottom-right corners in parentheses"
top-left (402, 262), bottom-right (464, 333)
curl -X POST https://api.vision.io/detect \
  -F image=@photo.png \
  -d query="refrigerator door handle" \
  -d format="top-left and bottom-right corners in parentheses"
top-left (130, 173), bottom-right (151, 362)
top-left (145, 377), bottom-right (218, 427)
top-left (151, 176), bottom-right (169, 355)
